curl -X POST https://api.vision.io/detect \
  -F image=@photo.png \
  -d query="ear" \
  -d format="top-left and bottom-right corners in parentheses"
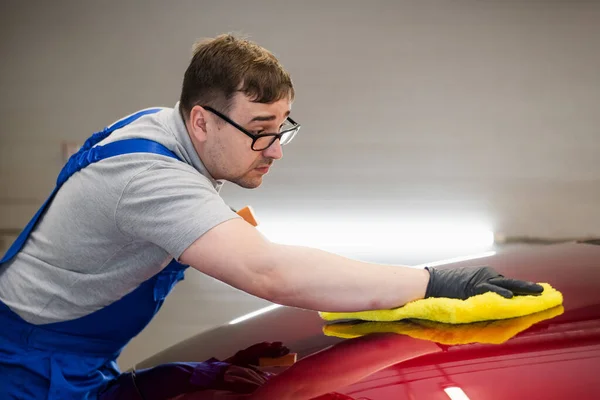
top-left (188, 105), bottom-right (209, 142)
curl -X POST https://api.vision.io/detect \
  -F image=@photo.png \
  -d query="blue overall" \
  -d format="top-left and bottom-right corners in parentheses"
top-left (0, 109), bottom-right (190, 399)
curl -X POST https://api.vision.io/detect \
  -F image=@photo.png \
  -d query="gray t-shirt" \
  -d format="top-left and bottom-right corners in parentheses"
top-left (0, 103), bottom-right (239, 325)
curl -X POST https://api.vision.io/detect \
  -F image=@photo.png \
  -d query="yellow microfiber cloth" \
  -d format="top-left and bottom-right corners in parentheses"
top-left (322, 305), bottom-right (564, 345)
top-left (319, 283), bottom-right (563, 324)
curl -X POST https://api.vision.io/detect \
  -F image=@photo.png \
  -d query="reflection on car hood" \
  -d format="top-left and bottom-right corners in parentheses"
top-left (140, 242), bottom-right (600, 399)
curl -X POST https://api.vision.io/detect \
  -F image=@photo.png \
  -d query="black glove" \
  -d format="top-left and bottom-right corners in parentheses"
top-left (424, 266), bottom-right (544, 300)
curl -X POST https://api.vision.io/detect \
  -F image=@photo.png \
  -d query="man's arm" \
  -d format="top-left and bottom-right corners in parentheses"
top-left (179, 218), bottom-right (430, 312)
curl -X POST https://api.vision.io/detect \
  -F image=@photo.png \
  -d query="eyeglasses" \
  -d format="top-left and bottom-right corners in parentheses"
top-left (202, 106), bottom-right (301, 151)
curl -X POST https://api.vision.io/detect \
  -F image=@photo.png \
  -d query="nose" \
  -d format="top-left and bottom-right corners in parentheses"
top-left (263, 139), bottom-right (283, 160)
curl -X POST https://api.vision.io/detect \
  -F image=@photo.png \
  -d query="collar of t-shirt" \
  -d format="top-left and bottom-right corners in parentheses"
top-left (162, 102), bottom-right (225, 192)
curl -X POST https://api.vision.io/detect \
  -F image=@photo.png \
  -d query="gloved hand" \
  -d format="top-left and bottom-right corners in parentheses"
top-left (424, 266), bottom-right (544, 300)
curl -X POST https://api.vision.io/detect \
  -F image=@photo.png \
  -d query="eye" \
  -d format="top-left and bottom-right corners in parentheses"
top-left (252, 130), bottom-right (265, 135)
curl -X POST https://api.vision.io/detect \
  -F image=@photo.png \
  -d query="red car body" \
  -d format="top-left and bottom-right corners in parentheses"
top-left (140, 241), bottom-right (600, 399)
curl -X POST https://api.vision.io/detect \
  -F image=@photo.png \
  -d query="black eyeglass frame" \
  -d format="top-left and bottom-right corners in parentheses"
top-left (202, 106), bottom-right (301, 151)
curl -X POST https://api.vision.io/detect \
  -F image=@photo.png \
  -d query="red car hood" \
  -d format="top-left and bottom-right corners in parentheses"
top-left (141, 242), bottom-right (600, 399)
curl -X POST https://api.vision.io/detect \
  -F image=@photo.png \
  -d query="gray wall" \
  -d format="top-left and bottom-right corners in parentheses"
top-left (1, 0), bottom-right (599, 368)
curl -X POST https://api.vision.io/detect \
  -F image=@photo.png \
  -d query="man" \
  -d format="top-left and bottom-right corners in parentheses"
top-left (0, 34), bottom-right (542, 399)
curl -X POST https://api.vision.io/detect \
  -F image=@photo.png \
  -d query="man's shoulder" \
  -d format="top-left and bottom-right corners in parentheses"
top-left (82, 105), bottom-right (218, 192)
top-left (90, 149), bottom-right (208, 194)
top-left (101, 106), bottom-right (177, 147)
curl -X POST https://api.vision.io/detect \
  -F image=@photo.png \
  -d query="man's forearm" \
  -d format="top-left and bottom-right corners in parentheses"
top-left (262, 243), bottom-right (430, 312)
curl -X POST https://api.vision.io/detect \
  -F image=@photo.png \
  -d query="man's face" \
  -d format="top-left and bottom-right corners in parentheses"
top-left (189, 93), bottom-right (292, 189)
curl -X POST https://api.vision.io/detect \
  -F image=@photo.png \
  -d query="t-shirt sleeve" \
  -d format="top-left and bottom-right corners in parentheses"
top-left (115, 161), bottom-right (239, 259)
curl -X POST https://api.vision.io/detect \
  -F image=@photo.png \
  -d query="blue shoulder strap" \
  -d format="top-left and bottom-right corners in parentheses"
top-left (1, 108), bottom-right (180, 264)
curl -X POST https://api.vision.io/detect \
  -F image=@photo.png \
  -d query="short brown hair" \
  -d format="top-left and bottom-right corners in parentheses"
top-left (179, 34), bottom-right (295, 119)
